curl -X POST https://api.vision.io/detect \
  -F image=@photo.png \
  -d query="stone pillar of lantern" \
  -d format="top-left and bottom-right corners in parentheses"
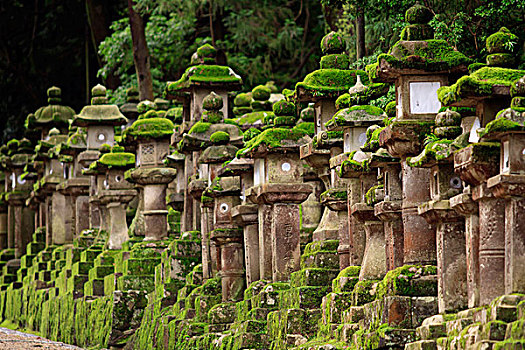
top-left (3, 139), bottom-right (36, 257)
top-left (194, 92), bottom-right (245, 298)
top-left (91, 149), bottom-right (137, 249)
top-left (209, 176), bottom-right (243, 301)
top-left (454, 140), bottom-right (501, 306)
top-left (178, 92), bottom-right (245, 279)
top-left (219, 157), bottom-right (260, 285)
top-left (296, 31), bottom-right (370, 250)
top-left (375, 3), bottom-right (471, 267)
top-left (327, 104), bottom-right (386, 275)
top-left (373, 158), bottom-right (404, 271)
top-left (240, 99), bottom-right (313, 282)
top-left (56, 129), bottom-right (91, 238)
top-left (0, 173), bottom-right (6, 250)
top-left (33, 129), bottom-right (69, 245)
top-left (124, 102), bottom-right (176, 241)
top-left (72, 84), bottom-right (128, 235)
top-left (408, 109), bottom-right (467, 312)
top-left (485, 79), bottom-right (525, 295)
top-left (164, 45), bottom-right (242, 234)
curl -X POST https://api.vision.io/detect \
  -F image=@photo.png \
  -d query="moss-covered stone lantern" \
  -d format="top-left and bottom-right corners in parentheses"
top-left (297, 32), bottom-right (377, 269)
top-left (89, 147), bottom-right (137, 249)
top-left (3, 139), bottom-right (35, 258)
top-left (55, 129), bottom-right (91, 237)
top-left (72, 84), bottom-right (128, 231)
top-left (34, 128), bottom-right (69, 245)
top-left (124, 106), bottom-right (176, 241)
top-left (328, 105), bottom-right (386, 279)
top-left (485, 75), bottom-right (525, 296)
top-left (406, 108), bottom-right (468, 312)
top-left (26, 86), bottom-right (75, 140)
top-left (237, 102), bottom-right (314, 282)
top-left (0, 173), bottom-right (6, 250)
top-left (178, 92), bottom-right (244, 270)
top-left (218, 157), bottom-right (258, 285)
top-left (373, 3), bottom-right (471, 268)
top-left (165, 44), bottom-right (242, 126)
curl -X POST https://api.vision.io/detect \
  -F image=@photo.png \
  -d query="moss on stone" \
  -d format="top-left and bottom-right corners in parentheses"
top-left (124, 117), bottom-right (174, 140)
top-left (296, 69), bottom-right (369, 95)
top-left (378, 39), bottom-right (472, 73)
top-left (188, 121), bottom-right (212, 135)
top-left (236, 122), bottom-right (314, 157)
top-left (98, 152), bottom-right (135, 168)
top-left (438, 67), bottom-right (525, 105)
top-left (321, 31), bottom-right (345, 54)
top-left (326, 105), bottom-right (385, 128)
top-left (405, 3), bottom-right (433, 24)
top-left (406, 139), bottom-right (454, 167)
top-left (320, 54), bottom-right (350, 70)
top-left (335, 83), bottom-right (390, 110)
top-left (272, 100), bottom-right (295, 116)
top-left (234, 92), bottom-right (252, 107)
top-left (167, 65), bottom-right (242, 91)
top-left (165, 107), bottom-right (183, 124)
top-left (209, 131), bottom-right (230, 144)
top-left (486, 27), bottom-right (518, 54)
top-left (252, 85), bottom-right (271, 101)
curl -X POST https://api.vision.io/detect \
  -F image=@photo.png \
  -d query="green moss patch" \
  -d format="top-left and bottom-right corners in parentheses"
top-left (326, 105), bottom-right (385, 129)
top-left (124, 117), bottom-right (174, 140)
top-left (379, 39), bottom-right (472, 72)
top-left (236, 122), bottom-right (314, 157)
top-left (438, 67), bottom-right (525, 105)
top-left (296, 69), bottom-right (369, 95)
top-left (167, 65), bottom-right (242, 92)
top-left (98, 152), bottom-right (135, 168)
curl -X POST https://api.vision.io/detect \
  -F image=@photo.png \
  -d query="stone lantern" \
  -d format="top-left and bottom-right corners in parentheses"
top-left (72, 84), bottom-right (128, 230)
top-left (55, 129), bottom-right (91, 238)
top-left (0, 173), bottom-right (6, 250)
top-left (406, 109), bottom-right (467, 312)
top-left (328, 105), bottom-right (387, 280)
top-left (204, 156), bottom-right (243, 301)
top-left (124, 108), bottom-right (176, 241)
top-left (375, 3), bottom-right (471, 266)
top-left (165, 44), bottom-right (242, 124)
top-left (452, 140), bottom-right (501, 307)
top-left (88, 147), bottom-right (137, 249)
top-left (178, 92), bottom-right (244, 278)
top-left (218, 157), bottom-right (259, 285)
top-left (437, 27), bottom-right (524, 136)
top-left (25, 86), bottom-right (75, 140)
top-left (3, 139), bottom-right (35, 258)
top-left (485, 76), bottom-right (525, 295)
top-left (33, 129), bottom-right (69, 245)
top-left (237, 101), bottom-right (314, 282)
top-left (165, 45), bottom-right (242, 233)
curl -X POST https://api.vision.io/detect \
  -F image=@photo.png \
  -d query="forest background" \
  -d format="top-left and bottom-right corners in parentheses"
top-left (1, 0), bottom-right (524, 143)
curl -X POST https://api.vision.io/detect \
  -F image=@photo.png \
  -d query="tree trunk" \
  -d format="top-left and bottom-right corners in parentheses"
top-left (85, 0), bottom-right (120, 89)
top-left (356, 5), bottom-right (366, 62)
top-left (127, 0), bottom-right (154, 101)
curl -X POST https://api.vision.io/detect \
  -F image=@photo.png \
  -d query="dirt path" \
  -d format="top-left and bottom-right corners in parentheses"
top-left (0, 327), bottom-right (84, 349)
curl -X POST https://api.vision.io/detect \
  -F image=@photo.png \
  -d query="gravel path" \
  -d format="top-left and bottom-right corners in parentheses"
top-left (0, 327), bottom-right (84, 349)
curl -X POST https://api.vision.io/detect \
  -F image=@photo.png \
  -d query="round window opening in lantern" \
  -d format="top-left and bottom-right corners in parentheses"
top-left (17, 175), bottom-right (26, 185)
top-left (220, 203), bottom-right (229, 213)
top-left (449, 176), bottom-right (462, 189)
top-left (281, 162), bottom-right (291, 172)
